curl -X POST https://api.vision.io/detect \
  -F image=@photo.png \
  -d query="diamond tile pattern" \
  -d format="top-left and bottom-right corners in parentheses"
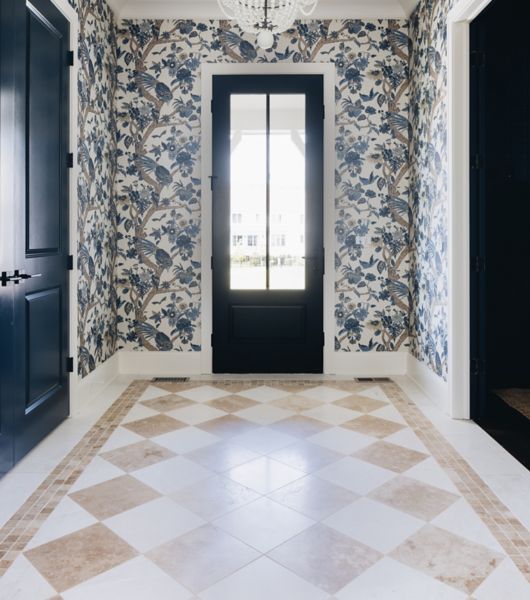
top-left (8, 379), bottom-right (527, 598)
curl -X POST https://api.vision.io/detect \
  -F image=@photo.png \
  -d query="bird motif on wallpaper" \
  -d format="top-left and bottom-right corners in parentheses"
top-left (78, 245), bottom-right (96, 278)
top-left (136, 321), bottom-right (173, 351)
top-left (220, 30), bottom-right (257, 61)
top-left (136, 238), bottom-right (173, 270)
top-left (79, 40), bottom-right (95, 83)
top-left (135, 71), bottom-right (173, 103)
top-left (135, 156), bottom-right (173, 186)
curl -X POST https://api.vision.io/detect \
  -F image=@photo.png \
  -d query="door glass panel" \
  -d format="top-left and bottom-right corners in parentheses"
top-left (269, 94), bottom-right (306, 290)
top-left (230, 94), bottom-right (267, 289)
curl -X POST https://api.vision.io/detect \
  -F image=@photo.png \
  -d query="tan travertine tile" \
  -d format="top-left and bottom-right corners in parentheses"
top-left (100, 440), bottom-right (175, 472)
top-left (390, 524), bottom-right (504, 594)
top-left (341, 415), bottom-right (405, 439)
top-left (353, 441), bottom-right (428, 473)
top-left (269, 523), bottom-right (382, 594)
top-left (141, 394), bottom-right (194, 412)
top-left (69, 475), bottom-right (159, 520)
top-left (205, 395), bottom-right (258, 413)
top-left (370, 476), bottom-right (459, 521)
top-left (24, 523), bottom-right (137, 592)
top-left (122, 414), bottom-right (186, 438)
top-left (148, 524), bottom-right (258, 593)
top-left (272, 394), bottom-right (324, 413)
top-left (333, 395), bottom-right (387, 413)
top-left (271, 415), bottom-right (331, 438)
top-left (197, 415), bottom-right (258, 438)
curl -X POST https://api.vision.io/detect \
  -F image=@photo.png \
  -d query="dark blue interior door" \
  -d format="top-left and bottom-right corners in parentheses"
top-left (0, 0), bottom-right (70, 472)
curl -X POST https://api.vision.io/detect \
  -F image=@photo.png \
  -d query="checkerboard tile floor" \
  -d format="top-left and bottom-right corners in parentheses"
top-left (2, 379), bottom-right (530, 599)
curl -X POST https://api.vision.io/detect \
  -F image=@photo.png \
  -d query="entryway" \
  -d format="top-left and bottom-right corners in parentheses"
top-left (211, 75), bottom-right (324, 373)
top-left (0, 0), bottom-right (71, 474)
top-left (469, 0), bottom-right (530, 467)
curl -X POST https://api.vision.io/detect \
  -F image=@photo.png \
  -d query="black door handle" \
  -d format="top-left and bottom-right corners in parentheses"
top-left (1, 271), bottom-right (42, 286)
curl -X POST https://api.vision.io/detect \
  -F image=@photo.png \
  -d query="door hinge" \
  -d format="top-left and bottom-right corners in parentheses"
top-left (470, 357), bottom-right (485, 376)
top-left (67, 357), bottom-right (74, 373)
top-left (210, 256), bottom-right (213, 270)
top-left (67, 50), bottom-right (74, 66)
top-left (470, 50), bottom-right (486, 67)
top-left (471, 153), bottom-right (484, 170)
top-left (67, 255), bottom-right (74, 270)
top-left (209, 175), bottom-right (218, 192)
top-left (211, 333), bottom-right (214, 347)
top-left (211, 99), bottom-right (214, 114)
top-left (471, 256), bottom-right (486, 273)
top-left (322, 104), bottom-right (325, 120)
top-left (322, 332), bottom-right (325, 347)
top-left (322, 248), bottom-right (325, 275)
top-left (67, 153), bottom-right (74, 168)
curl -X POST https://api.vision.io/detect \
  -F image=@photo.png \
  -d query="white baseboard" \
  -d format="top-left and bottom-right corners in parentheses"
top-left (329, 351), bottom-right (408, 376)
top-left (407, 354), bottom-right (449, 414)
top-left (73, 352), bottom-right (120, 414)
top-left (118, 350), bottom-right (203, 376)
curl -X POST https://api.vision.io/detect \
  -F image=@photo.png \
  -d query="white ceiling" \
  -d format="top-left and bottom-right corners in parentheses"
top-left (108, 0), bottom-right (420, 21)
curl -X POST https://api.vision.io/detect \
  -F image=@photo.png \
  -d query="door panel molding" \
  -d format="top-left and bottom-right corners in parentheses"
top-left (201, 63), bottom-right (336, 374)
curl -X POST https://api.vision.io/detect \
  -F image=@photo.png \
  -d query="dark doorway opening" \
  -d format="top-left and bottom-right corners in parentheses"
top-left (470, 0), bottom-right (530, 469)
top-left (212, 75), bottom-right (324, 373)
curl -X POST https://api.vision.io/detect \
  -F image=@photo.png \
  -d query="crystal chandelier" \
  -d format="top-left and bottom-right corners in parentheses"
top-left (217, 0), bottom-right (319, 49)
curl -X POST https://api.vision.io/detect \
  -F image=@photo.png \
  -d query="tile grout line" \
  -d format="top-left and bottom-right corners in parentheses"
top-left (386, 382), bottom-right (530, 581)
top-left (0, 380), bottom-right (150, 577)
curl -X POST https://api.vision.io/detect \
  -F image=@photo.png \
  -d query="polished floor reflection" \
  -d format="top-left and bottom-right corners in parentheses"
top-left (1, 379), bottom-right (530, 599)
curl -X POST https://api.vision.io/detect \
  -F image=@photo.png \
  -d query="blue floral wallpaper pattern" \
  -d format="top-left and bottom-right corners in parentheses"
top-left (409, 0), bottom-right (454, 379)
top-left (114, 19), bottom-right (412, 354)
top-left (76, 0), bottom-right (119, 376)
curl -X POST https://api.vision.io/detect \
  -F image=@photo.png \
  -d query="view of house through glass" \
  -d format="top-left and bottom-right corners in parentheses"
top-left (230, 93), bottom-right (306, 290)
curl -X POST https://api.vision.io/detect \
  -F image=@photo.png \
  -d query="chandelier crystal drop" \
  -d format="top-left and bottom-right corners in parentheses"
top-left (217, 0), bottom-right (319, 49)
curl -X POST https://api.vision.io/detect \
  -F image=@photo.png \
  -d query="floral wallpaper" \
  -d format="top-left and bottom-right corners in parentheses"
top-left (409, 0), bottom-right (454, 379)
top-left (114, 19), bottom-right (412, 354)
top-left (76, 0), bottom-right (119, 376)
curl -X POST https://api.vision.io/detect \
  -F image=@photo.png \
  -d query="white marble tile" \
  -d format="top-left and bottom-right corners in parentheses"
top-left (0, 555), bottom-right (56, 600)
top-left (356, 386), bottom-right (389, 402)
top-left (431, 498), bottom-right (504, 553)
top-left (403, 457), bottom-right (460, 494)
top-left (383, 428), bottom-right (429, 453)
top-left (177, 386), bottom-right (230, 402)
top-left (153, 427), bottom-right (220, 454)
top-left (226, 456), bottom-right (305, 494)
top-left (62, 555), bottom-right (192, 600)
top-left (473, 558), bottom-right (530, 600)
top-left (315, 457), bottom-right (395, 495)
top-left (69, 456), bottom-right (125, 493)
top-left (234, 403), bottom-right (292, 425)
top-left (121, 403), bottom-right (159, 424)
top-left (236, 386), bottom-right (290, 402)
top-left (307, 427), bottom-right (374, 455)
top-left (104, 497), bottom-right (205, 553)
top-left (298, 386), bottom-right (351, 403)
top-left (167, 404), bottom-right (226, 425)
top-left (213, 497), bottom-right (314, 552)
top-left (199, 556), bottom-right (327, 600)
top-left (370, 405), bottom-right (407, 425)
top-left (335, 557), bottom-right (465, 600)
top-left (231, 427), bottom-right (297, 454)
top-left (325, 497), bottom-right (424, 553)
top-left (99, 426), bottom-right (145, 453)
top-left (139, 386), bottom-right (173, 402)
top-left (302, 404), bottom-right (360, 425)
top-left (26, 496), bottom-right (97, 550)
top-left (132, 456), bottom-right (212, 495)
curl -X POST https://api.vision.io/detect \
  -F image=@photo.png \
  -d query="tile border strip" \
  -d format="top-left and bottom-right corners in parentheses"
top-left (386, 382), bottom-right (530, 581)
top-left (0, 378), bottom-right (529, 584)
top-left (0, 380), bottom-right (150, 576)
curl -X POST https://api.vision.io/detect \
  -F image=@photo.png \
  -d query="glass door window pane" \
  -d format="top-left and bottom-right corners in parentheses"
top-left (230, 94), bottom-right (267, 290)
top-left (269, 95), bottom-right (306, 290)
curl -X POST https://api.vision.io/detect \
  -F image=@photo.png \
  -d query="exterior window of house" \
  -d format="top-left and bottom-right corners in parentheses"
top-left (232, 213), bottom-right (242, 224)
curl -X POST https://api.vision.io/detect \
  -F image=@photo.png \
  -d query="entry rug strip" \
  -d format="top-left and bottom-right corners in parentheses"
top-left (386, 382), bottom-right (530, 580)
top-left (0, 379), bottom-right (529, 583)
top-left (0, 380), bottom-right (150, 576)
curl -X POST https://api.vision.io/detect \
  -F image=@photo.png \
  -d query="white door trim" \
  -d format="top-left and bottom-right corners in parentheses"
top-left (200, 62), bottom-right (336, 374)
top-left (49, 0), bottom-right (80, 410)
top-left (447, 0), bottom-right (493, 418)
